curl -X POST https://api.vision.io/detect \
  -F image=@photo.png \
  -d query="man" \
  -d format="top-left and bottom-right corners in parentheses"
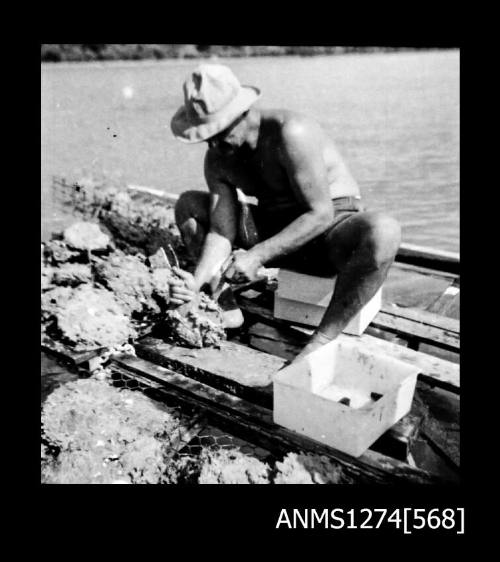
top-left (169, 64), bottom-right (401, 361)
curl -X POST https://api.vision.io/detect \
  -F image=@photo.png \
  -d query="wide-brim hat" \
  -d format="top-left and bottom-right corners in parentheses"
top-left (170, 64), bottom-right (261, 144)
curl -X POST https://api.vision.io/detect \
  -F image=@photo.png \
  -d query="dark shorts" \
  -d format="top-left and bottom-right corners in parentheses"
top-left (239, 196), bottom-right (365, 275)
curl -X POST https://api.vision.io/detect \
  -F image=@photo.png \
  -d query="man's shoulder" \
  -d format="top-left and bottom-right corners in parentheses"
top-left (263, 108), bottom-right (323, 145)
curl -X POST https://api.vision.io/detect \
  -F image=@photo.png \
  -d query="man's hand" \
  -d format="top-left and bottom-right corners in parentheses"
top-left (224, 249), bottom-right (263, 284)
top-left (169, 267), bottom-right (197, 306)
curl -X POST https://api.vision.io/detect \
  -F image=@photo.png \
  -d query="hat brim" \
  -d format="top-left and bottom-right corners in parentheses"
top-left (170, 85), bottom-right (261, 144)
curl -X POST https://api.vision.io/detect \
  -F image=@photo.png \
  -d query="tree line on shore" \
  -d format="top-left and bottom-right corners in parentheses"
top-left (41, 44), bottom-right (443, 62)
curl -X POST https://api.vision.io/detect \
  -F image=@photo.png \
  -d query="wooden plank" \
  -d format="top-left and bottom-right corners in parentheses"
top-left (41, 336), bottom-right (106, 366)
top-left (110, 355), bottom-right (445, 484)
top-left (343, 334), bottom-right (460, 393)
top-left (238, 297), bottom-right (460, 393)
top-left (135, 337), bottom-right (281, 409)
top-left (40, 325), bottom-right (154, 368)
top-left (371, 303), bottom-right (459, 352)
top-left (273, 302), bottom-right (460, 353)
top-left (136, 330), bottom-right (421, 461)
top-left (396, 243), bottom-right (460, 275)
top-left (242, 284), bottom-right (459, 353)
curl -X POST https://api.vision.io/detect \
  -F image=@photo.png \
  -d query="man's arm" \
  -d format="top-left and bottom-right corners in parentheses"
top-left (248, 119), bottom-right (334, 265)
top-left (192, 152), bottom-right (239, 291)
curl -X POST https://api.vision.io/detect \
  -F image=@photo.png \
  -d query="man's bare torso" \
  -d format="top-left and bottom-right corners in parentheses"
top-left (205, 108), bottom-right (360, 215)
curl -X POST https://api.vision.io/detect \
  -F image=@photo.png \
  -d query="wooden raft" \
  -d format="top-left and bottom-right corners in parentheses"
top-left (123, 186), bottom-right (460, 480)
top-left (236, 288), bottom-right (460, 393)
top-left (109, 353), bottom-right (441, 485)
top-left (42, 184), bottom-right (460, 482)
top-left (134, 336), bottom-right (422, 462)
top-left (231, 276), bottom-right (459, 476)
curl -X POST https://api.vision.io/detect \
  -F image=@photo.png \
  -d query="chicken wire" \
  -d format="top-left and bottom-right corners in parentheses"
top-left (42, 350), bottom-right (278, 482)
top-left (41, 369), bottom-right (192, 448)
top-left (42, 360), bottom-right (349, 484)
top-left (176, 425), bottom-right (274, 462)
top-left (106, 364), bottom-right (275, 463)
top-left (105, 367), bottom-right (198, 445)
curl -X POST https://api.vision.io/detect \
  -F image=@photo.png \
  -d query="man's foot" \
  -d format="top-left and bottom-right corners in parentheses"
top-left (222, 308), bottom-right (245, 329)
top-left (291, 331), bottom-right (333, 364)
top-left (217, 285), bottom-right (244, 329)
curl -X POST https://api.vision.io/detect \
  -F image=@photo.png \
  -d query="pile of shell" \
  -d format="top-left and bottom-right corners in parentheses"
top-left (41, 220), bottom-right (225, 351)
top-left (54, 174), bottom-right (185, 260)
top-left (175, 449), bottom-right (349, 484)
top-left (41, 377), bottom-right (188, 484)
top-left (41, 376), bottom-right (350, 484)
top-left (163, 292), bottom-right (226, 348)
top-left (273, 452), bottom-right (347, 484)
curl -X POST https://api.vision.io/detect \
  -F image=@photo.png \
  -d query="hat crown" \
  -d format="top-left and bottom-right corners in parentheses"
top-left (183, 64), bottom-right (241, 121)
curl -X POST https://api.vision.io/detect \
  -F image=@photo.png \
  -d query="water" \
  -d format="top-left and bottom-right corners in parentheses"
top-left (41, 50), bottom-right (459, 251)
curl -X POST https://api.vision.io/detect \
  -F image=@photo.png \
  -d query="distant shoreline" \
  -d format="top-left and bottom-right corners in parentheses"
top-left (41, 44), bottom-right (456, 63)
top-left (40, 50), bottom-right (458, 73)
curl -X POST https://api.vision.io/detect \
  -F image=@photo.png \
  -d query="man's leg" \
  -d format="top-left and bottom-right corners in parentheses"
top-left (174, 190), bottom-right (244, 328)
top-left (294, 211), bottom-right (401, 360)
top-left (174, 190), bottom-right (211, 261)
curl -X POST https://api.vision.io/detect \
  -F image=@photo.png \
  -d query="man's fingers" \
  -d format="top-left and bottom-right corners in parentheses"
top-left (169, 278), bottom-right (189, 289)
top-left (169, 296), bottom-right (193, 305)
top-left (171, 286), bottom-right (193, 296)
top-left (171, 292), bottom-right (195, 302)
top-left (173, 267), bottom-right (193, 281)
top-left (171, 295), bottom-right (194, 303)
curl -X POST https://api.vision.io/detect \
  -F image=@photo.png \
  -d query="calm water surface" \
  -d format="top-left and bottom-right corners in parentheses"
top-left (41, 51), bottom-right (459, 251)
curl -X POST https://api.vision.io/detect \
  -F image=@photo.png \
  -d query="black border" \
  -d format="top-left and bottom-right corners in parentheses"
top-left (32, 21), bottom-right (476, 542)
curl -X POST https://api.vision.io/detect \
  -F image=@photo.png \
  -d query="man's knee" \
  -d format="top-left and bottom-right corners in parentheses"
top-left (175, 190), bottom-right (210, 228)
top-left (358, 212), bottom-right (401, 267)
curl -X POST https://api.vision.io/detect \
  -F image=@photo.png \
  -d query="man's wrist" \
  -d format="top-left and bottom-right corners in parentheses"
top-left (193, 271), bottom-right (208, 292)
top-left (247, 244), bottom-right (269, 265)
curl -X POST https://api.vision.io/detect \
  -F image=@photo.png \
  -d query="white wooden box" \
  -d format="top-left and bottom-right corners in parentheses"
top-left (273, 269), bottom-right (382, 335)
top-left (273, 336), bottom-right (419, 457)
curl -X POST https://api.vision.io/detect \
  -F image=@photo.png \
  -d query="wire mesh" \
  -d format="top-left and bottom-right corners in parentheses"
top-left (104, 366), bottom-right (197, 444)
top-left (106, 364), bottom-right (275, 463)
top-left (42, 359), bottom-right (351, 483)
top-left (41, 365), bottom-right (198, 472)
top-left (177, 425), bottom-right (274, 462)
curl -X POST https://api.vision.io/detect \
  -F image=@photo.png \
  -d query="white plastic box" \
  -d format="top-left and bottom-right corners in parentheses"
top-left (273, 336), bottom-right (420, 457)
top-left (273, 269), bottom-right (382, 335)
